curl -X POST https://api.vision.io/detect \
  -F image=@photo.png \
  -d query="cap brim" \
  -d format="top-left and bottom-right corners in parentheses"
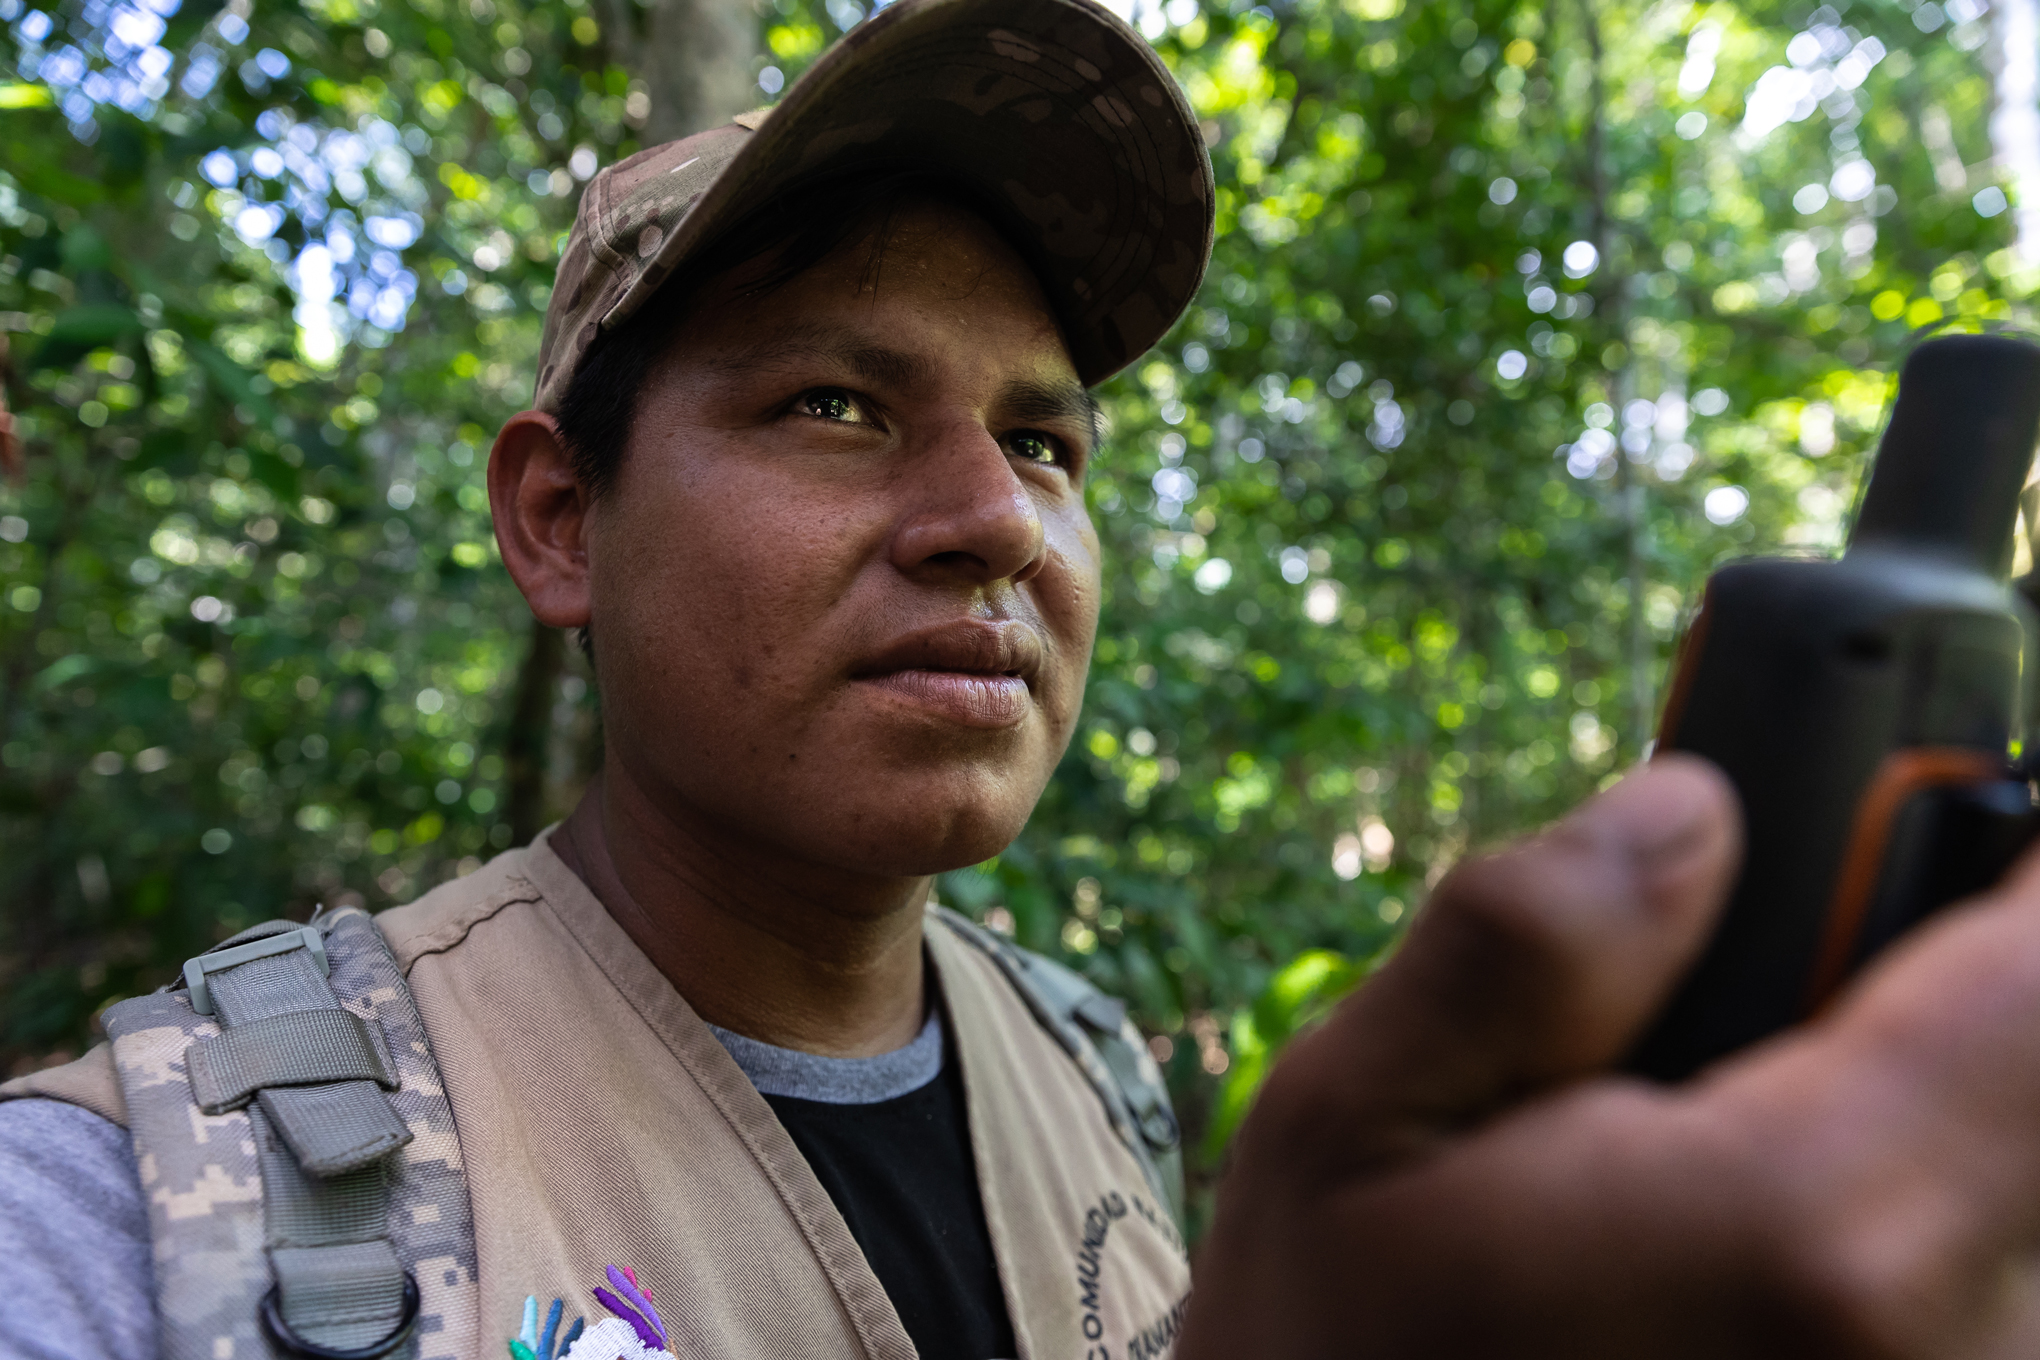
top-left (605, 0), bottom-right (1214, 387)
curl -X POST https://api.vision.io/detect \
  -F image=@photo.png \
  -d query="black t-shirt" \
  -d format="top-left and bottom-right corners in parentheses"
top-left (764, 1048), bottom-right (1018, 1360)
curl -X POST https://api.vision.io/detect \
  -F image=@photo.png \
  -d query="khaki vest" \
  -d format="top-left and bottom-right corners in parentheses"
top-left (7, 827), bottom-right (1190, 1360)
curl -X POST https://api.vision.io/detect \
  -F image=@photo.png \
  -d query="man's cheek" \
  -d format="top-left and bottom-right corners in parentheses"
top-left (1045, 565), bottom-right (1102, 718)
top-left (1041, 682), bottom-right (1088, 761)
top-left (1052, 511), bottom-right (1103, 611)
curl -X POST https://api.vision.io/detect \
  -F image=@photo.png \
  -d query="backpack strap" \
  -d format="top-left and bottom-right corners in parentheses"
top-left (102, 905), bottom-right (478, 1360)
top-left (932, 907), bottom-right (1185, 1226)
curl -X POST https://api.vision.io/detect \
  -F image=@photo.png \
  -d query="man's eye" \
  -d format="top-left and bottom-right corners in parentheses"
top-left (1007, 432), bottom-right (1062, 466)
top-left (792, 388), bottom-right (868, 424)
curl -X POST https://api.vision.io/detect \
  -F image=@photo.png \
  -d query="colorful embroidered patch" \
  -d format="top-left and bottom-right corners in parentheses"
top-left (511, 1266), bottom-right (673, 1360)
top-left (559, 1316), bottom-right (674, 1360)
top-left (507, 1294), bottom-right (581, 1360)
top-left (592, 1264), bottom-right (671, 1353)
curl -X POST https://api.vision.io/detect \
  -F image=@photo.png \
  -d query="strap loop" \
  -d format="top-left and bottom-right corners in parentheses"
top-left (184, 926), bottom-right (329, 1016)
top-left (181, 919), bottom-right (414, 1177)
top-left (188, 1008), bottom-right (398, 1114)
top-left (262, 1081), bottom-right (413, 1178)
top-left (260, 1271), bottom-right (420, 1359)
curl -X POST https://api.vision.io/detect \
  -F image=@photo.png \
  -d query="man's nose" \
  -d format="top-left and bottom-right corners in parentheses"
top-left (890, 423), bottom-right (1048, 586)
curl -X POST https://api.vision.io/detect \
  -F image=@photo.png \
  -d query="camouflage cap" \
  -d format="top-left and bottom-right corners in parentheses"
top-left (534, 0), bottom-right (1215, 412)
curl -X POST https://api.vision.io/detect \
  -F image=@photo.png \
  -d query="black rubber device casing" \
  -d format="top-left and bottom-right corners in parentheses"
top-left (1627, 334), bottom-right (2040, 1081)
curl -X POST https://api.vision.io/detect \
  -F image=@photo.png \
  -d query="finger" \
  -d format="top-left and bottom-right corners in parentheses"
top-left (1689, 843), bottom-right (2040, 1352)
top-left (1367, 846), bottom-right (2040, 1358)
top-left (1246, 754), bottom-right (1741, 1176)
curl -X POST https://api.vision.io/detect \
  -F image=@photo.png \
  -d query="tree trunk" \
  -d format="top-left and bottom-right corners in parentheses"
top-left (594, 0), bottom-right (761, 145)
top-left (644, 0), bottom-right (763, 144)
top-left (1577, 0), bottom-right (1652, 756)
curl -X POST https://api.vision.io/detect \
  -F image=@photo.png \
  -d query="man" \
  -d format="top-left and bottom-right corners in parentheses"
top-left (11, 2), bottom-right (2040, 1359)
top-left (3, 2), bottom-right (1207, 1355)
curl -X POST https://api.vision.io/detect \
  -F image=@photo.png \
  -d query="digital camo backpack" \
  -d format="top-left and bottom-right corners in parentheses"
top-left (98, 905), bottom-right (473, 1359)
top-left (99, 902), bottom-right (1180, 1359)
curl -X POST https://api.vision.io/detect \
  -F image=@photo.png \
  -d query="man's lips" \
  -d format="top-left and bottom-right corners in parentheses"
top-left (852, 621), bottom-right (1044, 729)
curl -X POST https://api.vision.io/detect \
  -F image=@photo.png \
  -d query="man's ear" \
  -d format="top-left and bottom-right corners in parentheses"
top-left (489, 411), bottom-right (592, 629)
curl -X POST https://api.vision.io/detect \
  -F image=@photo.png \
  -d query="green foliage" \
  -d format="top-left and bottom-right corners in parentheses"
top-left (961, 0), bottom-right (2022, 1220)
top-left (1, 0), bottom-right (2029, 1238)
top-left (1204, 944), bottom-right (1377, 1157)
top-left (0, 0), bottom-right (625, 1049)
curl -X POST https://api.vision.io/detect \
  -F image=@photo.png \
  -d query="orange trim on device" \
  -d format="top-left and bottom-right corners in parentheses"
top-left (1652, 591), bottom-right (1714, 751)
top-left (1804, 746), bottom-right (2000, 1013)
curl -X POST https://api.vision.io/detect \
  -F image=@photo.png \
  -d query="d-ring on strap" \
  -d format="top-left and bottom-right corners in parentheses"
top-left (183, 920), bottom-right (417, 1355)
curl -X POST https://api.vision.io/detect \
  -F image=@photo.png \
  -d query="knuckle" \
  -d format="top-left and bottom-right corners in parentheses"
top-left (1245, 1038), bottom-right (1351, 1146)
top-left (1763, 1201), bottom-right (1963, 1358)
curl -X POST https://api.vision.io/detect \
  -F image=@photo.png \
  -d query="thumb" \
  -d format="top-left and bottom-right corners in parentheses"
top-left (1242, 754), bottom-right (1742, 1179)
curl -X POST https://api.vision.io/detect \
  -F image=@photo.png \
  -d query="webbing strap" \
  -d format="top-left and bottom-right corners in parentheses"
top-left (254, 1106), bottom-right (412, 1352)
top-left (188, 1008), bottom-right (398, 1114)
top-left (202, 942), bottom-right (411, 1177)
top-left (262, 1082), bottom-right (413, 1179)
top-left (185, 919), bottom-right (417, 1356)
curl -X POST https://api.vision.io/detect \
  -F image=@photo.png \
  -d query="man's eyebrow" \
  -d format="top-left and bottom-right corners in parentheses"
top-left (705, 323), bottom-right (929, 390)
top-left (1000, 378), bottom-right (1102, 445)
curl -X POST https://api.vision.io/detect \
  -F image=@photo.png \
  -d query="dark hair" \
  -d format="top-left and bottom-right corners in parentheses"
top-left (554, 171), bottom-right (1019, 501)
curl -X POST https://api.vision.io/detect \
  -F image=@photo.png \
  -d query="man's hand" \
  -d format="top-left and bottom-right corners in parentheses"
top-left (1181, 755), bottom-right (2040, 1358)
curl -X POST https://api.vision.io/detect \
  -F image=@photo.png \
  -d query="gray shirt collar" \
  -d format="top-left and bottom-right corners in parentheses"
top-left (707, 1009), bottom-right (943, 1105)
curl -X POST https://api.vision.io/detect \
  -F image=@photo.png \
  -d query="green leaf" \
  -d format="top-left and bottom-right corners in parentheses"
top-left (187, 339), bottom-right (275, 419)
top-left (42, 303), bottom-right (140, 347)
top-left (0, 84), bottom-right (54, 109)
top-left (31, 654), bottom-right (97, 693)
top-left (1250, 947), bottom-right (1367, 1049)
top-left (28, 303), bottom-right (144, 372)
top-left (10, 160), bottom-right (105, 206)
top-left (1203, 946), bottom-right (1379, 1159)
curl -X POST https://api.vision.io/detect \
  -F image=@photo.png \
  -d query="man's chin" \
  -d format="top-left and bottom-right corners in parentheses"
top-left (855, 815), bottom-right (1030, 881)
top-left (805, 735), bottom-right (1066, 878)
top-left (792, 789), bottom-right (1034, 882)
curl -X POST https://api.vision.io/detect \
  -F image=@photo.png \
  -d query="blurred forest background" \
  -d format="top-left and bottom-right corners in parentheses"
top-left (1, 0), bottom-right (2032, 1223)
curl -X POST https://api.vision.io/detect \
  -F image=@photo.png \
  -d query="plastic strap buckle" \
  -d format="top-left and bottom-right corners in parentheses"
top-left (183, 927), bottom-right (329, 1017)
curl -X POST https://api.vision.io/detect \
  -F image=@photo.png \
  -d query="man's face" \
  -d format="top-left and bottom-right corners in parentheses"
top-left (586, 199), bottom-right (1102, 881)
